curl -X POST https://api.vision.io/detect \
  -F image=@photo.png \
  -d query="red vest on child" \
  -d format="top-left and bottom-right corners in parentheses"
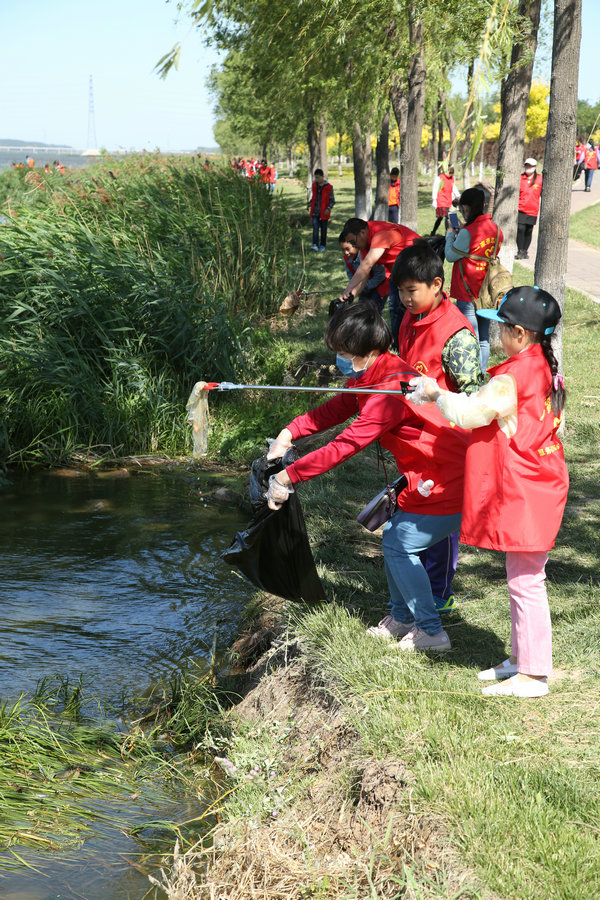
top-left (436, 173), bottom-right (454, 207)
top-left (388, 179), bottom-right (400, 206)
top-left (310, 182), bottom-right (333, 219)
top-left (460, 344), bottom-right (569, 552)
top-left (353, 353), bottom-right (469, 516)
top-left (397, 295), bottom-right (475, 391)
top-left (449, 214), bottom-right (503, 304)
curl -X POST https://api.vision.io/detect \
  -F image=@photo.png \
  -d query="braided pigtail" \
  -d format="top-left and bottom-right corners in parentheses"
top-left (540, 334), bottom-right (566, 415)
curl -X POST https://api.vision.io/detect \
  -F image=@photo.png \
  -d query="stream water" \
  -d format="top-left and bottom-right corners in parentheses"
top-left (0, 466), bottom-right (254, 899)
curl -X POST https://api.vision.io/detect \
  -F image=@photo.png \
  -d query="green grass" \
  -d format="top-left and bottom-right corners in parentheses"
top-left (569, 200), bottom-right (600, 249)
top-left (201, 175), bottom-right (600, 899)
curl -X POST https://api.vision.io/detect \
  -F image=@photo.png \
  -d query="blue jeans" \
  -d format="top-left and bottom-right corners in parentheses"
top-left (388, 281), bottom-right (405, 351)
top-left (585, 168), bottom-right (595, 189)
top-left (311, 216), bottom-right (328, 248)
top-left (382, 509), bottom-right (462, 635)
top-left (388, 205), bottom-right (399, 224)
top-left (456, 298), bottom-right (490, 371)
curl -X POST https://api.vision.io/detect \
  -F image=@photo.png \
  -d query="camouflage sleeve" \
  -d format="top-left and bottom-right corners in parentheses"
top-left (441, 328), bottom-right (484, 394)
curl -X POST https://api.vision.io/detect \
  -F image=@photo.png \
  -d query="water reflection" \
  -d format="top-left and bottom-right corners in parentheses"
top-left (0, 469), bottom-right (252, 701)
top-left (0, 467), bottom-right (253, 899)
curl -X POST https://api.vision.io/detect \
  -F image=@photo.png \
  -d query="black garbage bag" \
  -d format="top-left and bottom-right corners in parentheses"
top-left (222, 448), bottom-right (326, 603)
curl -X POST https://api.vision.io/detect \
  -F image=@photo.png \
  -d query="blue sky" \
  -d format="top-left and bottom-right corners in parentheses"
top-left (1, 0), bottom-right (598, 151)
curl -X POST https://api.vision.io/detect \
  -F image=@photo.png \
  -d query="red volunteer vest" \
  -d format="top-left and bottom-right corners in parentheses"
top-left (397, 295), bottom-right (475, 391)
top-left (366, 221), bottom-right (419, 279)
top-left (460, 344), bottom-right (569, 552)
top-left (388, 179), bottom-right (400, 206)
top-left (310, 182), bottom-right (333, 219)
top-left (585, 147), bottom-right (598, 170)
top-left (518, 172), bottom-right (543, 216)
top-left (449, 214), bottom-right (503, 304)
top-left (343, 253), bottom-right (390, 299)
top-left (436, 173), bottom-right (454, 207)
top-left (351, 353), bottom-right (469, 515)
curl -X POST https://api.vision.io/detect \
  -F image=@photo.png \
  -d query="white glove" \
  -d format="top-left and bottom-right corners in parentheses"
top-left (418, 478), bottom-right (434, 497)
top-left (266, 474), bottom-right (294, 510)
top-left (408, 376), bottom-right (441, 405)
top-left (266, 430), bottom-right (292, 460)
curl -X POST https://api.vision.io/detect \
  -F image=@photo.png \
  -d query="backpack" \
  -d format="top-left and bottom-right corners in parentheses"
top-left (423, 233), bottom-right (446, 263)
top-left (456, 225), bottom-right (513, 310)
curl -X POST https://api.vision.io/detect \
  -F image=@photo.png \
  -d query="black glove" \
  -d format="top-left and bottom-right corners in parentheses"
top-left (328, 294), bottom-right (355, 317)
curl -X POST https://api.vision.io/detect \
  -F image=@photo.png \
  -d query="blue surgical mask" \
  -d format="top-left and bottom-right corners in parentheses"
top-left (336, 353), bottom-right (355, 376)
top-left (351, 351), bottom-right (373, 378)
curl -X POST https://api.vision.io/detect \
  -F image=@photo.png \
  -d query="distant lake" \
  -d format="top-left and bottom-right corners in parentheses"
top-left (0, 148), bottom-right (102, 171)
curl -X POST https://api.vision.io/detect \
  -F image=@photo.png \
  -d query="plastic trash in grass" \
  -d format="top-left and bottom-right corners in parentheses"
top-left (186, 380), bottom-right (209, 457)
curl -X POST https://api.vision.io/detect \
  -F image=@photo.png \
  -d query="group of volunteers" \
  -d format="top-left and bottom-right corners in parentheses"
top-left (574, 136), bottom-right (599, 191)
top-left (264, 170), bottom-right (569, 701)
top-left (231, 157), bottom-right (278, 190)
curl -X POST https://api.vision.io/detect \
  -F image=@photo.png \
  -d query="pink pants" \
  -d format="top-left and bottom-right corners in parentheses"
top-left (505, 551), bottom-right (552, 677)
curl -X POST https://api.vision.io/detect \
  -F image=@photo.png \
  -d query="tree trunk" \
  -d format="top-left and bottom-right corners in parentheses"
top-left (390, 76), bottom-right (408, 220)
top-left (438, 93), bottom-right (444, 163)
top-left (431, 103), bottom-right (439, 182)
top-left (440, 87), bottom-right (457, 167)
top-left (286, 143), bottom-right (293, 177)
top-left (493, 0), bottom-right (543, 270)
top-left (352, 121), bottom-right (372, 219)
top-left (374, 109), bottom-right (391, 220)
top-left (307, 115), bottom-right (319, 189)
top-left (535, 0), bottom-right (582, 385)
top-left (400, 11), bottom-right (426, 233)
top-left (337, 131), bottom-right (343, 176)
top-left (318, 111), bottom-right (328, 177)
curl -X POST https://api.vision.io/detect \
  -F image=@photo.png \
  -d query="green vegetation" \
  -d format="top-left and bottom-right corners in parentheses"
top-left (0, 155), bottom-right (297, 466)
top-left (0, 665), bottom-right (233, 865)
top-left (569, 200), bottom-right (600, 250)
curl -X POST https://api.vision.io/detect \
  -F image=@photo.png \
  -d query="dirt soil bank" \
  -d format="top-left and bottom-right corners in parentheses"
top-left (179, 621), bottom-right (487, 900)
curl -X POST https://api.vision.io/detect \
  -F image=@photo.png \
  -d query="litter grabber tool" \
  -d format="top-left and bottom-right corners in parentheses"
top-left (198, 380), bottom-right (413, 397)
top-left (187, 377), bottom-right (414, 459)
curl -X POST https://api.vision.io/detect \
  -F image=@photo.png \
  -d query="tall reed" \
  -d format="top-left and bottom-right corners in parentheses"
top-left (0, 155), bottom-right (295, 464)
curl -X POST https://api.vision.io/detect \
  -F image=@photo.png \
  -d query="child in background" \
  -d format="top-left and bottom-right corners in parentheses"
top-left (431, 166), bottom-right (459, 235)
top-left (388, 167), bottom-right (400, 223)
top-left (410, 286), bottom-right (568, 698)
top-left (379, 240), bottom-right (483, 622)
top-left (308, 169), bottom-right (335, 252)
top-left (339, 235), bottom-right (389, 314)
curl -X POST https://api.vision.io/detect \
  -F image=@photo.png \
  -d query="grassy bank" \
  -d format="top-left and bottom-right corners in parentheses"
top-left (568, 199), bottom-right (600, 249)
top-left (178, 175), bottom-right (600, 899)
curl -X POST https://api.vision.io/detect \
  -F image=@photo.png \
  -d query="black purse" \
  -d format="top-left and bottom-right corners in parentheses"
top-left (356, 444), bottom-right (407, 532)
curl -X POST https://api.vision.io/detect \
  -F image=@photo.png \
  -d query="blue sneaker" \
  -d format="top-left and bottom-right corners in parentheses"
top-left (434, 594), bottom-right (457, 612)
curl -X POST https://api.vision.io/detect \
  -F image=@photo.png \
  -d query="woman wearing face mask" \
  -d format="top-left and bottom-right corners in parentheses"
top-left (445, 187), bottom-right (504, 371)
top-left (266, 301), bottom-right (469, 652)
top-left (516, 158), bottom-right (542, 258)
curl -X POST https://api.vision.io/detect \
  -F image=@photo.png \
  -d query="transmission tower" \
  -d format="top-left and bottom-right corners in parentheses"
top-left (87, 75), bottom-right (98, 149)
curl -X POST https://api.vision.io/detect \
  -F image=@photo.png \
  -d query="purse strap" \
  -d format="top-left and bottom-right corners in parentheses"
top-left (376, 441), bottom-right (392, 487)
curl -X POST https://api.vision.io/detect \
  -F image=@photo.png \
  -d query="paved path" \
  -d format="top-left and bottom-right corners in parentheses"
top-left (518, 175), bottom-right (600, 302)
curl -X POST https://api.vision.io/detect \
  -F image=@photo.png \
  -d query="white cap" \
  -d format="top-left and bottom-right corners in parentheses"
top-left (524, 157), bottom-right (537, 167)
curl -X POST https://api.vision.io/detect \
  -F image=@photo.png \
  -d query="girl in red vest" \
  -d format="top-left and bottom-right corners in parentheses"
top-left (445, 187), bottom-right (503, 371)
top-left (431, 166), bottom-right (459, 234)
top-left (266, 301), bottom-right (470, 652)
top-left (583, 140), bottom-right (599, 192)
top-left (410, 286), bottom-right (568, 698)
